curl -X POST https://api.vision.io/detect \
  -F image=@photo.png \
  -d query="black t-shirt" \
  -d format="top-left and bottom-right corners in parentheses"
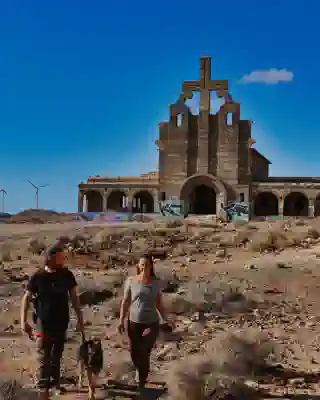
top-left (27, 267), bottom-right (77, 333)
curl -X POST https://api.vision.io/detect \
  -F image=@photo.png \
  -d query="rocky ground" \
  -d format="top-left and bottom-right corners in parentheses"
top-left (2, 217), bottom-right (320, 399)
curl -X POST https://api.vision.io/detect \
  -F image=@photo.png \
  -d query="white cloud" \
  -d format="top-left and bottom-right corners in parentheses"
top-left (239, 68), bottom-right (293, 85)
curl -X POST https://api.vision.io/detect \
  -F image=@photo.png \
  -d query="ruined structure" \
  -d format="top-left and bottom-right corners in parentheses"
top-left (78, 56), bottom-right (320, 218)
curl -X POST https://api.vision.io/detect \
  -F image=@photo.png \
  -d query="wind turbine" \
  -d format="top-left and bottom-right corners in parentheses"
top-left (0, 188), bottom-right (7, 213)
top-left (28, 180), bottom-right (49, 209)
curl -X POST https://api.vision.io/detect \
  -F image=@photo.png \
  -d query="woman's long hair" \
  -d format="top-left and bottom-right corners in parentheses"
top-left (136, 254), bottom-right (156, 277)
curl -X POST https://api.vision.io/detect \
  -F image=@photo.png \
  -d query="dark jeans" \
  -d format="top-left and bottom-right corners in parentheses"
top-left (35, 330), bottom-right (67, 390)
top-left (127, 320), bottom-right (159, 385)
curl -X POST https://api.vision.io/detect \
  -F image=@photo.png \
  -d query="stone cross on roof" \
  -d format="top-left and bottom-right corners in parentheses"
top-left (182, 56), bottom-right (229, 112)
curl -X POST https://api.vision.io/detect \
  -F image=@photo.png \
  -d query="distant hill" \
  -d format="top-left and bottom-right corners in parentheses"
top-left (7, 209), bottom-right (73, 224)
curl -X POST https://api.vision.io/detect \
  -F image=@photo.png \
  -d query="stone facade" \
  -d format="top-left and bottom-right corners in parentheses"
top-left (78, 56), bottom-right (320, 218)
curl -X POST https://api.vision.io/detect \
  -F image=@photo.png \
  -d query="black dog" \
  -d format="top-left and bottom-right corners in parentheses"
top-left (78, 334), bottom-right (103, 400)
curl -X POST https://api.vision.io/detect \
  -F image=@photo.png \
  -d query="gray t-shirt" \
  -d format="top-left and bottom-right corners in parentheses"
top-left (124, 276), bottom-right (162, 324)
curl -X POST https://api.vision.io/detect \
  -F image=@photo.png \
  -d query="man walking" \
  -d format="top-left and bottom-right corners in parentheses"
top-left (20, 243), bottom-right (84, 400)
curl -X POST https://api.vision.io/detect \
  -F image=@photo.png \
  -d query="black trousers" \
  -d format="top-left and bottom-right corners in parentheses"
top-left (127, 320), bottom-right (159, 385)
top-left (35, 330), bottom-right (67, 390)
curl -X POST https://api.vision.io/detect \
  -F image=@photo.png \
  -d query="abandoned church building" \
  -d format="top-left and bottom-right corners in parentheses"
top-left (78, 56), bottom-right (320, 218)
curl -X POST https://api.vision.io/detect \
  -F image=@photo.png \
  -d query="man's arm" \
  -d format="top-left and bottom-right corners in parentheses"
top-left (68, 271), bottom-right (84, 331)
top-left (21, 274), bottom-right (37, 336)
top-left (70, 287), bottom-right (84, 331)
top-left (20, 291), bottom-right (33, 327)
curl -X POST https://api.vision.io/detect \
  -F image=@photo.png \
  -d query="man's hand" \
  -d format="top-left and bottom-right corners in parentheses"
top-left (21, 321), bottom-right (33, 340)
top-left (76, 320), bottom-right (85, 333)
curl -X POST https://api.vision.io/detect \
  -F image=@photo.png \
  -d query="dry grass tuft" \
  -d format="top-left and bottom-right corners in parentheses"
top-left (0, 243), bottom-right (16, 262)
top-left (167, 329), bottom-right (277, 400)
top-left (248, 230), bottom-right (290, 252)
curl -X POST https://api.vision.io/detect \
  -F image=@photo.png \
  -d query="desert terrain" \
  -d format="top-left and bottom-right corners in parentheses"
top-left (2, 214), bottom-right (320, 399)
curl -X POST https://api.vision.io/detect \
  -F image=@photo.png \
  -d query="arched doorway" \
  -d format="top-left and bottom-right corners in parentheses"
top-left (315, 194), bottom-right (320, 217)
top-left (180, 174), bottom-right (226, 215)
top-left (86, 191), bottom-right (103, 212)
top-left (132, 191), bottom-right (154, 213)
top-left (189, 185), bottom-right (216, 214)
top-left (254, 192), bottom-right (279, 216)
top-left (283, 192), bottom-right (308, 217)
top-left (107, 191), bottom-right (128, 211)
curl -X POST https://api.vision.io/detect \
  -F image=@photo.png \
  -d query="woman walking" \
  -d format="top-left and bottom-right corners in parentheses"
top-left (117, 254), bottom-right (168, 388)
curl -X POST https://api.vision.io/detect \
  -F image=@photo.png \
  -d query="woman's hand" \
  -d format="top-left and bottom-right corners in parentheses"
top-left (160, 320), bottom-right (175, 333)
top-left (117, 321), bottom-right (125, 335)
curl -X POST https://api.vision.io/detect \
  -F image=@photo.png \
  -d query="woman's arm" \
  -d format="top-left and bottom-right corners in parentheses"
top-left (156, 292), bottom-right (167, 322)
top-left (119, 279), bottom-right (132, 325)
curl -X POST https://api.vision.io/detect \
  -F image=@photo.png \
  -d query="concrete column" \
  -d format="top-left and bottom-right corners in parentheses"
top-left (216, 192), bottom-right (226, 217)
top-left (102, 193), bottom-right (107, 212)
top-left (152, 190), bottom-right (160, 213)
top-left (104, 188), bottom-right (113, 212)
top-left (85, 195), bottom-right (89, 212)
top-left (279, 196), bottom-right (284, 218)
top-left (78, 191), bottom-right (84, 212)
top-left (308, 198), bottom-right (315, 218)
top-left (127, 193), bottom-right (133, 213)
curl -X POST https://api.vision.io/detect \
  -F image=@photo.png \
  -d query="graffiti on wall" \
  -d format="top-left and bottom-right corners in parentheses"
top-left (158, 200), bottom-right (185, 217)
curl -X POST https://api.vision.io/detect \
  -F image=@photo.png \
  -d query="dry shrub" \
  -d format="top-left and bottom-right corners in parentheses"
top-left (78, 288), bottom-right (113, 306)
top-left (163, 294), bottom-right (194, 315)
top-left (0, 243), bottom-right (15, 262)
top-left (191, 228), bottom-right (216, 238)
top-left (167, 354), bottom-right (218, 400)
top-left (163, 218), bottom-right (184, 228)
top-left (225, 230), bottom-right (252, 247)
top-left (167, 329), bottom-right (277, 400)
top-left (231, 220), bottom-right (248, 229)
top-left (171, 244), bottom-right (186, 257)
top-left (105, 270), bottom-right (127, 289)
top-left (27, 237), bottom-right (47, 255)
top-left (132, 214), bottom-right (152, 222)
top-left (69, 234), bottom-right (88, 248)
top-left (167, 359), bottom-right (257, 400)
top-left (151, 227), bottom-right (181, 237)
top-left (0, 379), bottom-right (38, 400)
top-left (91, 229), bottom-right (112, 250)
top-left (110, 359), bottom-right (135, 381)
top-left (177, 280), bottom-right (261, 317)
top-left (193, 222), bottom-right (220, 230)
top-left (306, 227), bottom-right (320, 239)
top-left (92, 228), bottom-right (127, 250)
top-left (204, 329), bottom-right (278, 377)
top-left (246, 223), bottom-right (259, 231)
top-left (282, 227), bottom-right (320, 246)
top-left (105, 297), bottom-right (122, 318)
top-left (248, 230), bottom-right (290, 252)
top-left (294, 219), bottom-right (307, 227)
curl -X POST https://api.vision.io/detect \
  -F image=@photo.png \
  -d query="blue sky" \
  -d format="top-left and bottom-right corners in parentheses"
top-left (0, 0), bottom-right (318, 213)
